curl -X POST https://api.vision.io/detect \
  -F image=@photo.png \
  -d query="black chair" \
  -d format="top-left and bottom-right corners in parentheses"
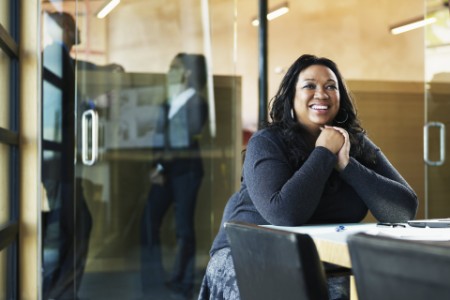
top-left (347, 232), bottom-right (450, 300)
top-left (224, 221), bottom-right (329, 300)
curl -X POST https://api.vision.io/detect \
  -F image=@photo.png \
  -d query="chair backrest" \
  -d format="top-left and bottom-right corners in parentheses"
top-left (347, 232), bottom-right (450, 300)
top-left (224, 221), bottom-right (329, 300)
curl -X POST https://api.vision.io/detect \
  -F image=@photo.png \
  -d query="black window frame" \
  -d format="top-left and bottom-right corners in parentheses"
top-left (0, 1), bottom-right (20, 299)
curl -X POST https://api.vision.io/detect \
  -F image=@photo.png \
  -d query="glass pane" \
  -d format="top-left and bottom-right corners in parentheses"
top-left (261, 0), bottom-right (425, 221)
top-left (0, 143), bottom-right (10, 227)
top-left (425, 0), bottom-right (450, 218)
top-left (40, 1), bottom-right (240, 299)
top-left (0, 0), bottom-right (9, 33)
top-left (42, 81), bottom-right (63, 142)
top-left (0, 248), bottom-right (7, 299)
top-left (0, 50), bottom-right (10, 129)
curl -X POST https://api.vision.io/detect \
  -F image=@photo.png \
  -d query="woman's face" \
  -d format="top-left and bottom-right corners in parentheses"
top-left (167, 58), bottom-right (186, 98)
top-left (293, 64), bottom-right (340, 134)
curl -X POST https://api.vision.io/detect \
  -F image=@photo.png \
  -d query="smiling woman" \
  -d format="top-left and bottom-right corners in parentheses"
top-left (198, 54), bottom-right (419, 300)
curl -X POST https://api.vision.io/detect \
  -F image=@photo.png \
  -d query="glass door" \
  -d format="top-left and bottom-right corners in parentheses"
top-left (40, 1), bottom-right (241, 299)
top-left (424, 1), bottom-right (450, 218)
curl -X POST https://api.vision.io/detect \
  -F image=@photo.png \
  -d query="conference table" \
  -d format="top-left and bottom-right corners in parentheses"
top-left (264, 223), bottom-right (450, 300)
top-left (265, 223), bottom-right (374, 267)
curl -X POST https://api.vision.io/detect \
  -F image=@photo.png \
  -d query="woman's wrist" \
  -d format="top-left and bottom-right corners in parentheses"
top-left (336, 159), bottom-right (349, 172)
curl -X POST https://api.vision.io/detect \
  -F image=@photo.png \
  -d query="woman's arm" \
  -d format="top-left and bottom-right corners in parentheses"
top-left (339, 136), bottom-right (418, 222)
top-left (243, 131), bottom-right (338, 226)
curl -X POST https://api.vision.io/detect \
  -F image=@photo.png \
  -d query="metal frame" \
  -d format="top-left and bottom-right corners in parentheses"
top-left (258, 0), bottom-right (268, 128)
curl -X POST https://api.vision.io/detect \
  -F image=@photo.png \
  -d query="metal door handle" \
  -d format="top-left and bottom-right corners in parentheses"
top-left (81, 109), bottom-right (99, 166)
top-left (424, 121), bottom-right (445, 166)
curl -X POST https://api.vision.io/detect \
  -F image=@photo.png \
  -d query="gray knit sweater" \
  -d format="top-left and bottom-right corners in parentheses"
top-left (210, 127), bottom-right (418, 255)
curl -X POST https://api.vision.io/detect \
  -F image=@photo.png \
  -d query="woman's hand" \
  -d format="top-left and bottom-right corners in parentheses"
top-left (315, 126), bottom-right (345, 154)
top-left (325, 125), bottom-right (350, 171)
top-left (150, 165), bottom-right (165, 185)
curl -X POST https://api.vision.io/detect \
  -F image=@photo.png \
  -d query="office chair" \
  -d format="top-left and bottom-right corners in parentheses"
top-left (347, 232), bottom-right (450, 300)
top-left (224, 221), bottom-right (329, 300)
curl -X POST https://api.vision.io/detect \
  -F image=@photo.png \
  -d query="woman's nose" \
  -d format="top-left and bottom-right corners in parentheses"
top-left (314, 88), bottom-right (329, 99)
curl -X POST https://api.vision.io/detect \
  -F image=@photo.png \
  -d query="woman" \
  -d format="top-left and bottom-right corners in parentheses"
top-left (198, 54), bottom-right (418, 300)
top-left (141, 53), bottom-right (208, 299)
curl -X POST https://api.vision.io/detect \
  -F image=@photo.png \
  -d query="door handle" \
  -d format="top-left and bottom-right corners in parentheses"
top-left (81, 109), bottom-right (99, 166)
top-left (424, 121), bottom-right (445, 166)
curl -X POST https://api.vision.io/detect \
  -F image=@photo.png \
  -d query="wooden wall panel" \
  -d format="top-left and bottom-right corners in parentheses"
top-left (424, 82), bottom-right (450, 218)
top-left (348, 81), bottom-right (425, 220)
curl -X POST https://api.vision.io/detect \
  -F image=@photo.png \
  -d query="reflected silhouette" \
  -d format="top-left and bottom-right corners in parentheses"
top-left (41, 11), bottom-right (93, 300)
top-left (42, 10), bottom-right (127, 299)
top-left (141, 53), bottom-right (208, 299)
top-left (41, 10), bottom-right (127, 299)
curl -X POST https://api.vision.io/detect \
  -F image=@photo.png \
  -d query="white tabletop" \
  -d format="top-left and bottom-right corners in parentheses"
top-left (263, 222), bottom-right (450, 268)
top-left (264, 222), bottom-right (450, 242)
top-left (264, 223), bottom-right (376, 244)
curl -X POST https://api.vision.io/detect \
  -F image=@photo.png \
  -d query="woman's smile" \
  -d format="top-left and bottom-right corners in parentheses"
top-left (310, 104), bottom-right (329, 111)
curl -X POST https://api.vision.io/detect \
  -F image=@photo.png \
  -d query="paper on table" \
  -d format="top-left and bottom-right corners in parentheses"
top-left (263, 223), bottom-right (376, 243)
top-left (365, 226), bottom-right (450, 241)
top-left (264, 223), bottom-right (450, 242)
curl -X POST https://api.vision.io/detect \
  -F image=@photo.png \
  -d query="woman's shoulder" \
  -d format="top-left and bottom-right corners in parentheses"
top-left (246, 127), bottom-right (289, 157)
top-left (250, 126), bottom-right (283, 142)
top-left (356, 133), bottom-right (379, 150)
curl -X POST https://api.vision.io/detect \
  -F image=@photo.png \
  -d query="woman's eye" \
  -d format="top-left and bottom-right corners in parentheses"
top-left (303, 84), bottom-right (315, 89)
top-left (326, 85), bottom-right (338, 90)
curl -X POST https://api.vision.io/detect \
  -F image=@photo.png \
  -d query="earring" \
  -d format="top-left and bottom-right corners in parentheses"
top-left (335, 109), bottom-right (348, 124)
top-left (291, 108), bottom-right (295, 120)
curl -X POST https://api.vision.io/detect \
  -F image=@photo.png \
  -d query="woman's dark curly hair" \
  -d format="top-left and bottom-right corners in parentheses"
top-left (266, 54), bottom-right (375, 167)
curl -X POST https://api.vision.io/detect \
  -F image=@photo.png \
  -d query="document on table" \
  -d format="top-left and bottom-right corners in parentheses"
top-left (263, 223), bottom-right (376, 244)
top-left (366, 226), bottom-right (450, 241)
top-left (264, 223), bottom-right (450, 242)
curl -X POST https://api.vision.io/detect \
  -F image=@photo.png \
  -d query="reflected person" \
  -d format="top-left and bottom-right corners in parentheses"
top-left (41, 11), bottom-right (93, 300)
top-left (141, 53), bottom-right (208, 299)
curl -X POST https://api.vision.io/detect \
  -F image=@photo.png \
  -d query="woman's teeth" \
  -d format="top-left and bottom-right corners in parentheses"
top-left (311, 105), bottom-right (328, 110)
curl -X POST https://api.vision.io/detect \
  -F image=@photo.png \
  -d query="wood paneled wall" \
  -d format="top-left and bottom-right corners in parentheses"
top-left (348, 80), bottom-right (425, 220)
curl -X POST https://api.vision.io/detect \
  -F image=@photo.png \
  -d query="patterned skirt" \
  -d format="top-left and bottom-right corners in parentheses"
top-left (197, 247), bottom-right (349, 300)
top-left (198, 247), bottom-right (239, 300)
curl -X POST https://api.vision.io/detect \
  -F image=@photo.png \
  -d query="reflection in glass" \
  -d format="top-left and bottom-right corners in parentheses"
top-left (424, 2), bottom-right (450, 218)
top-left (41, 11), bottom-right (92, 300)
top-left (0, 1), bottom-right (10, 33)
top-left (0, 144), bottom-right (10, 227)
top-left (0, 248), bottom-right (7, 299)
top-left (0, 50), bottom-right (10, 129)
top-left (42, 81), bottom-right (62, 142)
top-left (140, 53), bottom-right (208, 299)
top-left (40, 1), bottom-right (241, 299)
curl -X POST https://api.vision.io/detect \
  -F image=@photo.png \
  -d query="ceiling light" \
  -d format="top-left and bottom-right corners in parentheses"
top-left (96, 0), bottom-right (120, 19)
top-left (390, 16), bottom-right (437, 35)
top-left (252, 2), bottom-right (289, 26)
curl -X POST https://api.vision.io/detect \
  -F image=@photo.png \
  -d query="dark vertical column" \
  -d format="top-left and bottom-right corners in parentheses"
top-left (258, 0), bottom-right (268, 129)
top-left (8, 0), bottom-right (19, 299)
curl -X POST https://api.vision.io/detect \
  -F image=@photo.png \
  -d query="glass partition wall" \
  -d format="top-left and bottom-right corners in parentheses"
top-left (424, 0), bottom-right (450, 218)
top-left (40, 1), bottom-right (241, 299)
top-left (39, 0), bottom-right (429, 299)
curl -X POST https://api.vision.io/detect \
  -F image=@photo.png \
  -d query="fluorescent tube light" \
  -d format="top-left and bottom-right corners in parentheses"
top-left (252, 2), bottom-right (289, 26)
top-left (96, 0), bottom-right (120, 19)
top-left (390, 17), bottom-right (437, 35)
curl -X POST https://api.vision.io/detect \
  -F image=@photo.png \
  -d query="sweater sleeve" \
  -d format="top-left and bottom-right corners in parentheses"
top-left (243, 131), bottom-right (338, 226)
top-left (339, 136), bottom-right (418, 222)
